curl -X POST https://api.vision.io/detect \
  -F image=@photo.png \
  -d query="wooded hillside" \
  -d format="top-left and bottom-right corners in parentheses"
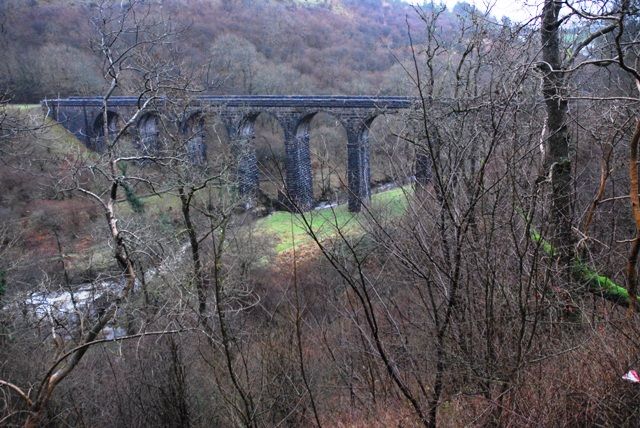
top-left (0, 0), bottom-right (457, 101)
top-left (2, 0), bottom-right (640, 426)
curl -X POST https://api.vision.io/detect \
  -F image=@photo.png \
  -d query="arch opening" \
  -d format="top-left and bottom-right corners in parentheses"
top-left (297, 111), bottom-right (348, 204)
top-left (363, 114), bottom-right (413, 192)
top-left (250, 112), bottom-right (286, 203)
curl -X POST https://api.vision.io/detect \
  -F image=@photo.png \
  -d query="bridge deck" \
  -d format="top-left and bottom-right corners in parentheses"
top-left (43, 95), bottom-right (414, 109)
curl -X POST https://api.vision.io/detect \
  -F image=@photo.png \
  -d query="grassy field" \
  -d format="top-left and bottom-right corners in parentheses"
top-left (116, 182), bottom-right (411, 254)
top-left (117, 186), bottom-right (410, 254)
top-left (256, 187), bottom-right (410, 253)
top-left (6, 103), bottom-right (39, 111)
top-left (5, 104), bottom-right (90, 156)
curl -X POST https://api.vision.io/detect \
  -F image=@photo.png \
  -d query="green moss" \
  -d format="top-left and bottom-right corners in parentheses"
top-left (529, 230), bottom-right (555, 256)
top-left (574, 262), bottom-right (634, 304)
top-left (529, 227), bottom-right (638, 305)
top-left (121, 182), bottom-right (145, 213)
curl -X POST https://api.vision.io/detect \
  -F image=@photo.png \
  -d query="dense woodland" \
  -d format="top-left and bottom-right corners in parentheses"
top-left (1, 0), bottom-right (640, 426)
top-left (0, 0), bottom-right (439, 101)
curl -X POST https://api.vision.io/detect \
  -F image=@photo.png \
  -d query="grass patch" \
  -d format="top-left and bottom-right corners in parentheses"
top-left (6, 103), bottom-right (39, 111)
top-left (371, 186), bottom-right (411, 216)
top-left (7, 104), bottom-right (90, 158)
top-left (257, 186), bottom-right (410, 253)
top-left (41, 115), bottom-right (91, 156)
top-left (257, 206), bottom-right (353, 253)
top-left (122, 186), bottom-right (410, 254)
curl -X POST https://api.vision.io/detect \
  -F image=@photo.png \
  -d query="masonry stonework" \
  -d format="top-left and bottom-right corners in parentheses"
top-left (43, 96), bottom-right (414, 212)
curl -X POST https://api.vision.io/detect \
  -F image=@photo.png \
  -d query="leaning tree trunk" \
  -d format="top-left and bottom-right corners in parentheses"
top-left (541, 0), bottom-right (575, 281)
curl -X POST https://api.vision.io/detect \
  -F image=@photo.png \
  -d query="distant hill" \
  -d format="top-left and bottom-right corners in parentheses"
top-left (0, 0), bottom-right (467, 102)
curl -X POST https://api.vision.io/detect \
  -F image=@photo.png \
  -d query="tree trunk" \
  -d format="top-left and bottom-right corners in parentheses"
top-left (541, 0), bottom-right (574, 279)
top-left (178, 187), bottom-right (208, 326)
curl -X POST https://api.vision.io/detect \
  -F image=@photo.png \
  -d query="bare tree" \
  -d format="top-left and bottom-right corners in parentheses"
top-left (280, 6), bottom-right (562, 425)
top-left (0, 1), bottom-right (195, 424)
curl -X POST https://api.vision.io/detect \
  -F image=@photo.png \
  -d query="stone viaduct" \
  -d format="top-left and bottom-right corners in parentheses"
top-left (42, 95), bottom-right (415, 212)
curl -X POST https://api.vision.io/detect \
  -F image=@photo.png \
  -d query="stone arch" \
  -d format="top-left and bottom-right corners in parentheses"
top-left (181, 111), bottom-right (230, 167)
top-left (137, 112), bottom-right (161, 155)
top-left (92, 110), bottom-right (120, 152)
top-left (237, 112), bottom-right (259, 138)
top-left (182, 112), bottom-right (206, 164)
top-left (295, 111), bottom-right (348, 204)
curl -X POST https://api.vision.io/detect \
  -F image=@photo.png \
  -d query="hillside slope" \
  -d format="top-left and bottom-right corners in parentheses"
top-left (0, 0), bottom-right (465, 101)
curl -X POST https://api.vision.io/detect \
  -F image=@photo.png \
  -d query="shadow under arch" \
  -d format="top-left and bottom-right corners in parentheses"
top-left (92, 110), bottom-right (120, 152)
top-left (182, 112), bottom-right (207, 165)
top-left (137, 112), bottom-right (161, 156)
top-left (181, 111), bottom-right (230, 167)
